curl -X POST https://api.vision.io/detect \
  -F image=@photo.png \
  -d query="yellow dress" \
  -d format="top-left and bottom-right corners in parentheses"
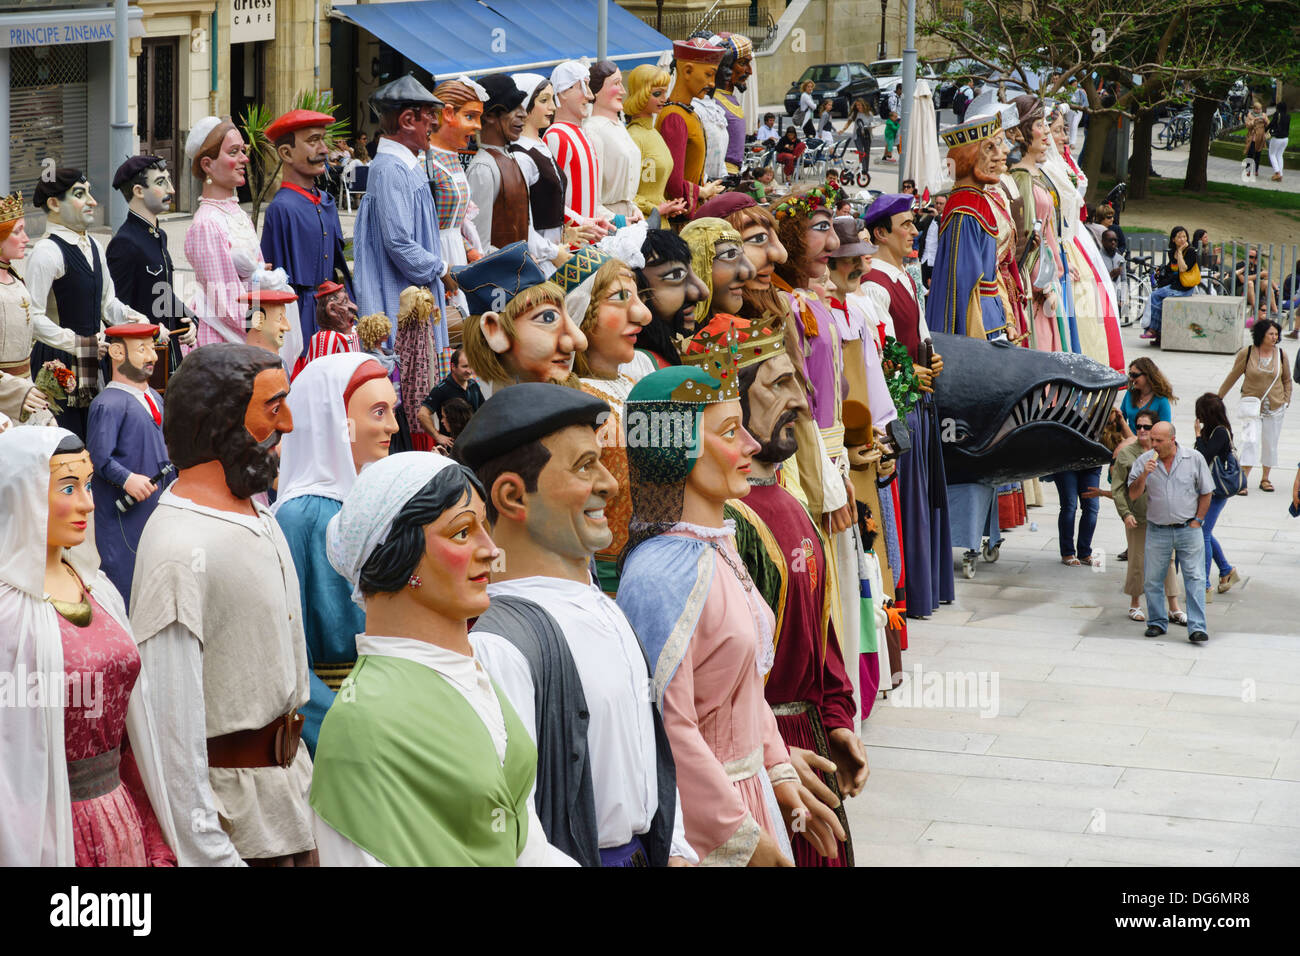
top-left (628, 117), bottom-right (673, 218)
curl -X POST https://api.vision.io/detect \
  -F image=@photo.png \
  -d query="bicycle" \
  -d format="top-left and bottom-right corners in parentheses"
top-left (1157, 111), bottom-right (1192, 150)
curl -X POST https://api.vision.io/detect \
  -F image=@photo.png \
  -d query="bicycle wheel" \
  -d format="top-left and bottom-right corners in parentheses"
top-left (1158, 125), bottom-right (1176, 150)
top-left (1124, 271), bottom-right (1149, 326)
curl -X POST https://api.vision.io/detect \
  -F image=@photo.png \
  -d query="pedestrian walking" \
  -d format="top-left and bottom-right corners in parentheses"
top-left (1268, 102), bottom-right (1290, 182)
top-left (841, 98), bottom-right (874, 167)
top-left (1127, 422), bottom-right (1214, 643)
top-left (1193, 393), bottom-right (1241, 598)
top-left (1244, 98), bottom-right (1269, 181)
top-left (1120, 357), bottom-right (1176, 431)
top-left (1218, 318), bottom-right (1290, 493)
top-left (1111, 410), bottom-right (1185, 623)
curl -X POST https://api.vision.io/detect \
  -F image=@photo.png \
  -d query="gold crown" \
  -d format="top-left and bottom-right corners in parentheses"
top-left (677, 315), bottom-right (741, 402)
top-left (682, 311), bottom-right (786, 372)
top-left (0, 191), bottom-right (23, 225)
top-left (940, 111), bottom-right (1004, 149)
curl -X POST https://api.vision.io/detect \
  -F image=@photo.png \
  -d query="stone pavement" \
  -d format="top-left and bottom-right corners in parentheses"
top-left (843, 324), bottom-right (1300, 866)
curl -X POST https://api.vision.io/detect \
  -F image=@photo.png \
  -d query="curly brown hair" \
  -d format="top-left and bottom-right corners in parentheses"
top-left (1127, 356), bottom-right (1177, 402)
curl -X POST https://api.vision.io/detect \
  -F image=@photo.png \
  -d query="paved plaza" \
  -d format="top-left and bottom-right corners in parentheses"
top-left (846, 325), bottom-right (1300, 866)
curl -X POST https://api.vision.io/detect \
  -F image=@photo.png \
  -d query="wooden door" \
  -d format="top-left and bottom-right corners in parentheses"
top-left (137, 38), bottom-right (179, 189)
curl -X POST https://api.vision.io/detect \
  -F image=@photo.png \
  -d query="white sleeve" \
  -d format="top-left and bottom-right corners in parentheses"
top-left (313, 812), bottom-right (385, 867)
top-left (864, 282), bottom-right (897, 340)
top-left (517, 804), bottom-right (580, 866)
top-left (669, 786), bottom-right (698, 864)
top-left (466, 161), bottom-right (500, 252)
top-left (814, 428), bottom-right (849, 511)
top-left (137, 623), bottom-right (247, 867)
top-left (20, 241), bottom-right (64, 331)
top-left (469, 631), bottom-right (540, 811)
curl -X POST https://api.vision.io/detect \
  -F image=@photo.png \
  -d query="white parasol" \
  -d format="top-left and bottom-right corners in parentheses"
top-left (902, 79), bottom-right (945, 199)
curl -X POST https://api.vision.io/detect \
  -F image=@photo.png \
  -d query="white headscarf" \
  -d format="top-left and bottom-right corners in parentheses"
top-left (512, 72), bottom-right (548, 104)
top-left (327, 452), bottom-right (463, 609)
top-left (0, 428), bottom-right (178, 865)
top-left (272, 352), bottom-right (383, 513)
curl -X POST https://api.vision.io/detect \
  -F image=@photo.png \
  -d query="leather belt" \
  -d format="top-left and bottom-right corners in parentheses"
top-left (207, 713), bottom-right (304, 769)
top-left (1152, 521), bottom-right (1191, 529)
top-left (0, 358), bottom-right (31, 377)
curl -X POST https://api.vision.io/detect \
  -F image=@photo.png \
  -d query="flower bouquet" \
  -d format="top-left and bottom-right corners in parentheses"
top-left (33, 360), bottom-right (76, 415)
top-left (879, 338), bottom-right (921, 416)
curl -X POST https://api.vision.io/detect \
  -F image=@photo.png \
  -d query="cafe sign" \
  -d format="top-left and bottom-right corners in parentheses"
top-left (231, 0), bottom-right (275, 44)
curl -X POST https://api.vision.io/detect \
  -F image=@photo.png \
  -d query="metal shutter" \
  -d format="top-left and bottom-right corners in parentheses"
top-left (9, 44), bottom-right (89, 201)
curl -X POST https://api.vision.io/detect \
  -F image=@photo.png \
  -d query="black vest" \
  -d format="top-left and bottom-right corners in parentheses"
top-left (511, 143), bottom-right (567, 231)
top-left (48, 233), bottom-right (104, 337)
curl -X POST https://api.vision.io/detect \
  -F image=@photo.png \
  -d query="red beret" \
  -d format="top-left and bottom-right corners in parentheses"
top-left (265, 109), bottom-right (335, 142)
top-left (314, 280), bottom-right (345, 299)
top-left (672, 39), bottom-right (725, 65)
top-left (240, 288), bottom-right (299, 305)
top-left (104, 322), bottom-right (160, 339)
top-left (693, 192), bottom-right (756, 221)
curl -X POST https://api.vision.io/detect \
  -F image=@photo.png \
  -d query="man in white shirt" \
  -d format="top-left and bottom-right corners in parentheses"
top-left (756, 112), bottom-right (781, 144)
top-left (458, 383), bottom-right (695, 867)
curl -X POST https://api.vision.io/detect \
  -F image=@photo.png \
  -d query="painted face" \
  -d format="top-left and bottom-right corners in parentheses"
top-left (829, 254), bottom-right (866, 295)
top-left (504, 299), bottom-right (587, 384)
top-left (445, 101), bottom-right (484, 148)
top-left (205, 128), bottom-right (250, 190)
top-left (1027, 117), bottom-right (1051, 162)
top-left (140, 168), bottom-right (175, 215)
top-left (110, 335), bottom-right (157, 384)
top-left (411, 487), bottom-right (498, 621)
top-left (346, 375), bottom-right (399, 471)
top-left (529, 85), bottom-right (556, 130)
top-left (596, 69), bottom-right (625, 113)
top-left (322, 291), bottom-right (359, 334)
top-left (875, 211), bottom-right (918, 261)
top-left (47, 450), bottom-right (94, 550)
top-left (744, 353), bottom-right (808, 463)
top-left (641, 258), bottom-right (709, 334)
top-left (52, 180), bottom-right (97, 232)
top-left (711, 239), bottom-right (756, 315)
top-left (243, 367), bottom-right (293, 447)
top-left (686, 400), bottom-right (761, 504)
top-left (1050, 114), bottom-right (1067, 153)
top-left (250, 302), bottom-right (292, 349)
top-left (0, 219), bottom-right (28, 262)
top-left (684, 62), bottom-right (719, 100)
top-left (739, 221), bottom-right (788, 291)
top-left (732, 56), bottom-right (753, 91)
top-left (586, 268), bottom-right (651, 371)
top-left (505, 103), bottom-right (527, 142)
top-left (284, 127), bottom-right (330, 180)
top-left (802, 210), bottom-right (841, 279)
top-left (406, 105), bottom-right (438, 145)
top-left (645, 86), bottom-right (669, 116)
top-left (975, 133), bottom-right (1006, 183)
top-left (525, 424), bottom-right (616, 559)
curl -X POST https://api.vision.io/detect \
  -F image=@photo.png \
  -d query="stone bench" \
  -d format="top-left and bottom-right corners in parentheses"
top-left (1161, 295), bottom-right (1247, 354)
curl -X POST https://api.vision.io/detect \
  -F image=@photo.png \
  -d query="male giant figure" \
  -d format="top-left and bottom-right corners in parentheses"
top-left (460, 383), bottom-right (693, 867)
top-left (131, 344), bottom-right (315, 866)
top-left (353, 76), bottom-right (453, 351)
top-left (260, 109), bottom-right (354, 352)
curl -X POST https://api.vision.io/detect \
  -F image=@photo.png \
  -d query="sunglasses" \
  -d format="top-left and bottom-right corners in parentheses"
top-left (1127, 371), bottom-right (1143, 379)
top-left (1135, 424), bottom-right (1153, 431)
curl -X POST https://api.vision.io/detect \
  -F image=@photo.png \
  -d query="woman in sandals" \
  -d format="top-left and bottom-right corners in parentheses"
top-left (1112, 409), bottom-right (1186, 624)
top-left (1193, 393), bottom-right (1241, 597)
top-left (1218, 318), bottom-right (1290, 494)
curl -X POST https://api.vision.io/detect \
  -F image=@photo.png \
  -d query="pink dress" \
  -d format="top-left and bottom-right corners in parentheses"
top-left (661, 526), bottom-right (792, 864)
top-left (60, 592), bottom-right (175, 867)
top-left (186, 196), bottom-right (265, 347)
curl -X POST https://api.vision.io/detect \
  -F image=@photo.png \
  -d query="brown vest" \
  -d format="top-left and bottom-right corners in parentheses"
top-left (484, 146), bottom-right (530, 248)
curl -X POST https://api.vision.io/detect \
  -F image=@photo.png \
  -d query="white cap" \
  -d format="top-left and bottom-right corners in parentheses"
top-left (550, 59), bottom-right (590, 98)
top-left (512, 72), bottom-right (548, 103)
top-left (185, 115), bottom-right (224, 160)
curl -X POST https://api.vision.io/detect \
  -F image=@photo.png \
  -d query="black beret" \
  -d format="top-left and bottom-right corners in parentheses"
top-left (112, 155), bottom-right (166, 191)
top-left (479, 72), bottom-right (526, 114)
top-left (32, 168), bottom-right (88, 210)
top-left (454, 383), bottom-right (610, 472)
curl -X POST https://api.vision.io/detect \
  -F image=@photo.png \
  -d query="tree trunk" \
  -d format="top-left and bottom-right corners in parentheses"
top-left (1080, 111), bottom-right (1116, 204)
top-left (1183, 93), bottom-right (1219, 193)
top-left (1129, 107), bottom-right (1157, 199)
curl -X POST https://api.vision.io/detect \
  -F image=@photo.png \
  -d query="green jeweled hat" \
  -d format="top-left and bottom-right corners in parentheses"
top-left (625, 365), bottom-right (736, 484)
top-left (553, 244), bottom-right (613, 296)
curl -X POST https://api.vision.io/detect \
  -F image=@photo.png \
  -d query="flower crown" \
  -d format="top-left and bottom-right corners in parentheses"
top-left (772, 181), bottom-right (845, 221)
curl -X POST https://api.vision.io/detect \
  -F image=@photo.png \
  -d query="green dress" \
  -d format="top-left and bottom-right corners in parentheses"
top-left (309, 652), bottom-right (536, 866)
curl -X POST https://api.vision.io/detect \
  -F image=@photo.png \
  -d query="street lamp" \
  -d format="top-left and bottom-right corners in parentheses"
top-left (879, 0), bottom-right (888, 59)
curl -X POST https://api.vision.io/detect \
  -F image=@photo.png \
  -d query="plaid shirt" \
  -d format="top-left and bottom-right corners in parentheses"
top-left (185, 197), bottom-right (265, 346)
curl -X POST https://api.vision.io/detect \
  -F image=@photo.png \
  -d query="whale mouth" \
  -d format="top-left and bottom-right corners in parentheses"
top-left (977, 380), bottom-right (1121, 455)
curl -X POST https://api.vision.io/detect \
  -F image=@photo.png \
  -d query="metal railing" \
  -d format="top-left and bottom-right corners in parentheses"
top-left (640, 6), bottom-right (779, 51)
top-left (1124, 234), bottom-right (1300, 332)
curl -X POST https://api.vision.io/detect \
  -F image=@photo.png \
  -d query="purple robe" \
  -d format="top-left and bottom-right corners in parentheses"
top-left (784, 289), bottom-right (846, 429)
top-left (717, 90), bottom-right (747, 171)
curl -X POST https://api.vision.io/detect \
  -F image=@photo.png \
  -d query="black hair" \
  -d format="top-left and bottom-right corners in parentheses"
top-left (588, 60), bottom-right (619, 95)
top-left (449, 347), bottom-right (464, 369)
top-left (358, 464), bottom-right (486, 597)
top-left (33, 169), bottom-right (89, 211)
top-left (117, 157), bottom-right (168, 203)
top-left (640, 227), bottom-right (691, 269)
top-left (763, 112), bottom-right (775, 123)
top-left (1251, 318), bottom-right (1281, 347)
top-left (441, 397), bottom-right (474, 440)
top-left (54, 435), bottom-right (85, 456)
top-left (470, 439), bottom-right (551, 525)
top-left (164, 344), bottom-right (281, 470)
top-left (1194, 393), bottom-right (1232, 438)
top-left (1167, 224), bottom-right (1188, 254)
top-left (635, 229), bottom-right (691, 366)
top-left (868, 216), bottom-right (896, 245)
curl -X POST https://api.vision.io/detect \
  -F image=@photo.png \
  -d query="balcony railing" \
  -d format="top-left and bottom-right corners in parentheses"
top-left (640, 6), bottom-right (779, 52)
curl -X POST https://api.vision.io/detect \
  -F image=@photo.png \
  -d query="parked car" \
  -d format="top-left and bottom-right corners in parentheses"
top-left (867, 58), bottom-right (941, 92)
top-left (934, 57), bottom-right (993, 109)
top-left (783, 62), bottom-right (880, 119)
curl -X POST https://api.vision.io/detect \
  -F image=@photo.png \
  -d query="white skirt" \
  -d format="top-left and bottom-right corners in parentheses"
top-left (1239, 402), bottom-right (1286, 467)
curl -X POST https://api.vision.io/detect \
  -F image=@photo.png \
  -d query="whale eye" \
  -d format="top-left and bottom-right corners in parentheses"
top-left (940, 416), bottom-right (972, 444)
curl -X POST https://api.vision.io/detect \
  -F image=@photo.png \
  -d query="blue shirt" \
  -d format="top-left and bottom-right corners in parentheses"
top-left (1120, 391), bottom-right (1173, 432)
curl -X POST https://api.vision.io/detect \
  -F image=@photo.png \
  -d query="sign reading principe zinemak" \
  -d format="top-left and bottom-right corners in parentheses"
top-left (231, 0), bottom-right (276, 45)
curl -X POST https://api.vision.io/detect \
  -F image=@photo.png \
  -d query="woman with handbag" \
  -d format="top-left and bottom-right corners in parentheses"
top-left (1144, 225), bottom-right (1198, 347)
top-left (1219, 318), bottom-right (1291, 493)
top-left (1193, 394), bottom-right (1241, 596)
top-left (1244, 98), bottom-right (1269, 181)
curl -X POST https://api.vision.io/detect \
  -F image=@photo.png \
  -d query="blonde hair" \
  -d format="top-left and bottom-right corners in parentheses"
top-left (625, 64), bottom-right (672, 118)
top-left (356, 312), bottom-right (392, 351)
top-left (681, 217), bottom-right (743, 329)
top-left (573, 259), bottom-right (635, 379)
top-left (801, 80), bottom-right (815, 93)
top-left (397, 285), bottom-right (437, 330)
top-left (462, 281), bottom-right (567, 385)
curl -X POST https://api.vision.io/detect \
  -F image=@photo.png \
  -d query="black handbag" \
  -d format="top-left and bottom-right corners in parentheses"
top-left (885, 417), bottom-right (912, 457)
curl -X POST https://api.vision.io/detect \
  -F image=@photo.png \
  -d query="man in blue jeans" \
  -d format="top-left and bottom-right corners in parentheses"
top-left (1127, 422), bottom-right (1214, 643)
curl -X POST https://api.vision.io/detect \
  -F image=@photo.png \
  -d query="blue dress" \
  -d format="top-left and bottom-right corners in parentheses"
top-left (86, 385), bottom-right (173, 608)
top-left (1120, 391), bottom-right (1173, 432)
top-left (274, 494), bottom-right (366, 755)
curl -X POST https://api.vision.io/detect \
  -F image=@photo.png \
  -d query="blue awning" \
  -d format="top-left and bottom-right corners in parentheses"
top-left (334, 0), bottom-right (670, 80)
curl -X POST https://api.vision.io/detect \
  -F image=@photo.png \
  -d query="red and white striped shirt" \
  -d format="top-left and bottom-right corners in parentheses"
top-left (544, 121), bottom-right (601, 222)
top-left (291, 330), bottom-right (359, 380)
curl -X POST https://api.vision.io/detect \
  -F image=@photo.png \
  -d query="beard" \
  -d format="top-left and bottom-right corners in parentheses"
top-left (219, 427), bottom-right (283, 499)
top-left (753, 409), bottom-right (801, 464)
top-left (117, 358), bottom-right (153, 384)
